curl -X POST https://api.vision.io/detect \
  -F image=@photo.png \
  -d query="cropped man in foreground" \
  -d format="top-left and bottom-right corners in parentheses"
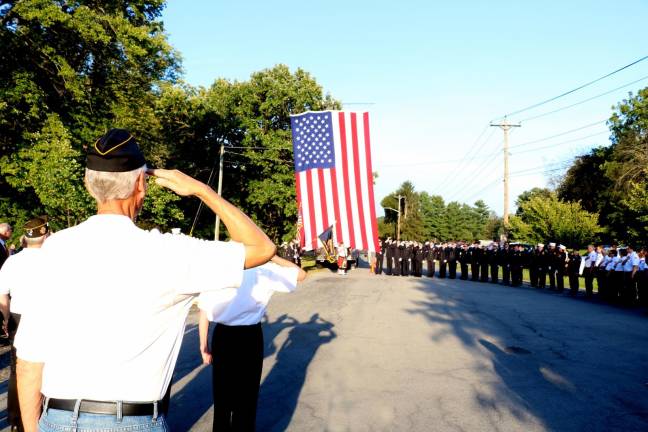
top-left (14, 129), bottom-right (275, 432)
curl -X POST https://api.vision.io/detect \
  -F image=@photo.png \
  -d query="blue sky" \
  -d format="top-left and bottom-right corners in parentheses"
top-left (162, 0), bottom-right (648, 217)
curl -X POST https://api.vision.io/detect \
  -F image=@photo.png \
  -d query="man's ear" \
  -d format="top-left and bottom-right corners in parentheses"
top-left (135, 170), bottom-right (147, 201)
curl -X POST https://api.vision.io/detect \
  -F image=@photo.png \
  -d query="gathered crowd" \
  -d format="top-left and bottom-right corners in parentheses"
top-left (372, 239), bottom-right (648, 307)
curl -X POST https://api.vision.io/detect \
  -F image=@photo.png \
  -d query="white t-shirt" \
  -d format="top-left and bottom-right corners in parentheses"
top-left (14, 214), bottom-right (245, 402)
top-left (0, 248), bottom-right (42, 315)
top-left (198, 263), bottom-right (299, 326)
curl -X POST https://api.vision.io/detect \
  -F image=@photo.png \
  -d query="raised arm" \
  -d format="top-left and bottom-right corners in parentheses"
top-left (271, 255), bottom-right (307, 282)
top-left (149, 169), bottom-right (275, 269)
top-left (17, 359), bottom-right (43, 432)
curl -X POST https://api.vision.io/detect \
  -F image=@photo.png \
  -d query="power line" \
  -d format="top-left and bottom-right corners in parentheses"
top-left (520, 74), bottom-right (648, 122)
top-left (496, 54), bottom-right (648, 119)
top-left (508, 119), bottom-right (607, 150)
top-left (460, 177), bottom-right (502, 205)
top-left (510, 131), bottom-right (609, 155)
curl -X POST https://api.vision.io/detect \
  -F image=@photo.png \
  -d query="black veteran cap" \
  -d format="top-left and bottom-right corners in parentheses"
top-left (86, 129), bottom-right (146, 172)
top-left (24, 217), bottom-right (49, 238)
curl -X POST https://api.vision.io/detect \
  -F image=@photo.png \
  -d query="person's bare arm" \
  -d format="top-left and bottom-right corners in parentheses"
top-left (149, 169), bottom-right (275, 269)
top-left (270, 255), bottom-right (307, 282)
top-left (17, 359), bottom-right (43, 432)
top-left (0, 294), bottom-right (9, 335)
top-left (198, 310), bottom-right (212, 365)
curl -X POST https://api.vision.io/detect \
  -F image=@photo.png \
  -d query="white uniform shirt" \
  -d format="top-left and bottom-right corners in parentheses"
top-left (605, 256), bottom-right (618, 271)
top-left (586, 251), bottom-right (598, 268)
top-left (198, 263), bottom-right (299, 325)
top-left (0, 248), bottom-right (42, 314)
top-left (14, 214), bottom-right (245, 402)
top-left (623, 253), bottom-right (640, 272)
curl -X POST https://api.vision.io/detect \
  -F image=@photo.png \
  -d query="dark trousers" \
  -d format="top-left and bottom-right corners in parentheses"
top-left (470, 263), bottom-right (479, 281)
top-left (584, 267), bottom-right (595, 296)
top-left (502, 265), bottom-right (510, 285)
top-left (386, 256), bottom-right (393, 275)
top-left (568, 273), bottom-right (579, 295)
top-left (608, 271), bottom-right (620, 301)
top-left (638, 271), bottom-right (648, 307)
top-left (480, 263), bottom-right (489, 282)
top-left (595, 268), bottom-right (606, 298)
top-left (392, 259), bottom-right (401, 276)
top-left (401, 260), bottom-right (410, 276)
top-left (490, 264), bottom-right (498, 283)
top-left (529, 267), bottom-right (538, 287)
top-left (538, 269), bottom-right (547, 289)
top-left (8, 313), bottom-right (22, 431)
top-left (460, 263), bottom-right (468, 280)
top-left (511, 267), bottom-right (522, 286)
top-left (557, 271), bottom-right (565, 292)
top-left (448, 261), bottom-right (457, 279)
top-left (547, 269), bottom-right (556, 290)
top-left (375, 254), bottom-right (383, 274)
top-left (439, 262), bottom-right (447, 278)
top-left (211, 322), bottom-right (263, 432)
top-left (427, 260), bottom-right (435, 277)
top-left (622, 272), bottom-right (637, 306)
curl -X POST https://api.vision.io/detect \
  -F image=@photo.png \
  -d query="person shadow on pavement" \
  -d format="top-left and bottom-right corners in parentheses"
top-left (256, 313), bottom-right (336, 432)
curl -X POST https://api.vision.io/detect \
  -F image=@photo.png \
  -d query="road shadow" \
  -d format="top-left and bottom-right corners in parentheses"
top-left (167, 313), bottom-right (318, 431)
top-left (406, 278), bottom-right (648, 431)
top-left (256, 313), bottom-right (336, 432)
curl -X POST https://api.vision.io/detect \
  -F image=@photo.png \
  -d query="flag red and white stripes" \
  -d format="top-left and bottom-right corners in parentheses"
top-left (290, 111), bottom-right (380, 252)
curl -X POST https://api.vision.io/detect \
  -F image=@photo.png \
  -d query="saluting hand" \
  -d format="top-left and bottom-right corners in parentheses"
top-left (147, 168), bottom-right (207, 197)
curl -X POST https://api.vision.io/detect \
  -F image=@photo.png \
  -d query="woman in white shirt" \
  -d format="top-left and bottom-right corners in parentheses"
top-left (198, 255), bottom-right (306, 431)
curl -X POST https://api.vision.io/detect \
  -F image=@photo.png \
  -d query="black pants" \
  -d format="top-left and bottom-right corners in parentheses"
top-left (480, 263), bottom-right (489, 282)
top-left (427, 260), bottom-right (435, 277)
top-left (212, 323), bottom-right (263, 432)
top-left (556, 271), bottom-right (565, 292)
top-left (638, 270), bottom-right (648, 307)
top-left (529, 267), bottom-right (538, 287)
top-left (470, 263), bottom-right (479, 281)
top-left (502, 265), bottom-right (510, 285)
top-left (439, 262), bottom-right (447, 278)
top-left (386, 256), bottom-right (393, 275)
top-left (460, 262), bottom-right (468, 280)
top-left (622, 272), bottom-right (637, 306)
top-left (448, 261), bottom-right (457, 279)
top-left (547, 269), bottom-right (556, 290)
top-left (584, 267), bottom-right (595, 296)
top-left (596, 268), bottom-right (606, 298)
top-left (511, 266), bottom-right (522, 286)
top-left (8, 313), bottom-right (22, 431)
top-left (538, 269), bottom-right (547, 289)
top-left (490, 264), bottom-right (498, 283)
top-left (375, 254), bottom-right (383, 274)
top-left (401, 260), bottom-right (410, 276)
top-left (568, 273), bottom-right (579, 295)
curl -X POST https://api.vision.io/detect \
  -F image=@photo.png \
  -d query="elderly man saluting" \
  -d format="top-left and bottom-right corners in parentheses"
top-left (14, 129), bottom-right (275, 432)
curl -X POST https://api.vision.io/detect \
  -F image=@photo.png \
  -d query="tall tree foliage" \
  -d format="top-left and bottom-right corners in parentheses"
top-left (557, 87), bottom-right (648, 244)
top-left (0, 0), bottom-right (180, 235)
top-left (381, 182), bottom-right (494, 241)
top-left (508, 193), bottom-right (602, 247)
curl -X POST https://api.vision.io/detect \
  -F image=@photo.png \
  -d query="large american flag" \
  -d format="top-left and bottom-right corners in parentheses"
top-left (290, 111), bottom-right (380, 252)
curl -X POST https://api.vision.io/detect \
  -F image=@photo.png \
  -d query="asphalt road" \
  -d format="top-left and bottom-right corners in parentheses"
top-left (2, 266), bottom-right (648, 431)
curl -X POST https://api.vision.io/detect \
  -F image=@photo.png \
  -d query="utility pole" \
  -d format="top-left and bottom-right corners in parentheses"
top-left (214, 143), bottom-right (225, 240)
top-left (397, 194), bottom-right (402, 242)
top-left (490, 119), bottom-right (520, 226)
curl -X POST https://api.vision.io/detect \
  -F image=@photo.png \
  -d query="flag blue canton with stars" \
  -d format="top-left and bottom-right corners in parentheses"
top-left (291, 112), bottom-right (336, 173)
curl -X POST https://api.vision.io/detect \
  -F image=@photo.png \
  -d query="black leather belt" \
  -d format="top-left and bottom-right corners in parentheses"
top-left (47, 398), bottom-right (160, 416)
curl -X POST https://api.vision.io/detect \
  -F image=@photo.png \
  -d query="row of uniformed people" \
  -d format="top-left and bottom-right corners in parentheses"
top-left (374, 239), bottom-right (648, 305)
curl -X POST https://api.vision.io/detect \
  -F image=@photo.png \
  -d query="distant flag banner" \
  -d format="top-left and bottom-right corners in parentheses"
top-left (290, 111), bottom-right (380, 252)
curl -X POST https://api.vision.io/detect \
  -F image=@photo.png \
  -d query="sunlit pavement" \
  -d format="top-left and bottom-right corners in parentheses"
top-left (166, 263), bottom-right (648, 431)
top-left (2, 265), bottom-right (647, 431)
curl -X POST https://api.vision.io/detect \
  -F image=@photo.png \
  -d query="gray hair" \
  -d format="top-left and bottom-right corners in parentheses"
top-left (84, 165), bottom-right (146, 203)
top-left (0, 223), bottom-right (11, 235)
top-left (25, 235), bottom-right (46, 247)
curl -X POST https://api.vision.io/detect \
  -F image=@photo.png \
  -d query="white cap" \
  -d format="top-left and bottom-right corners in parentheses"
top-left (559, 244), bottom-right (566, 250)
top-left (537, 243), bottom-right (544, 248)
top-left (549, 242), bottom-right (556, 248)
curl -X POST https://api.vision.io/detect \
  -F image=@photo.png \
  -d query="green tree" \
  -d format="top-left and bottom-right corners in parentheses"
top-left (508, 193), bottom-right (602, 247)
top-left (515, 187), bottom-right (553, 216)
top-left (381, 181), bottom-right (426, 240)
